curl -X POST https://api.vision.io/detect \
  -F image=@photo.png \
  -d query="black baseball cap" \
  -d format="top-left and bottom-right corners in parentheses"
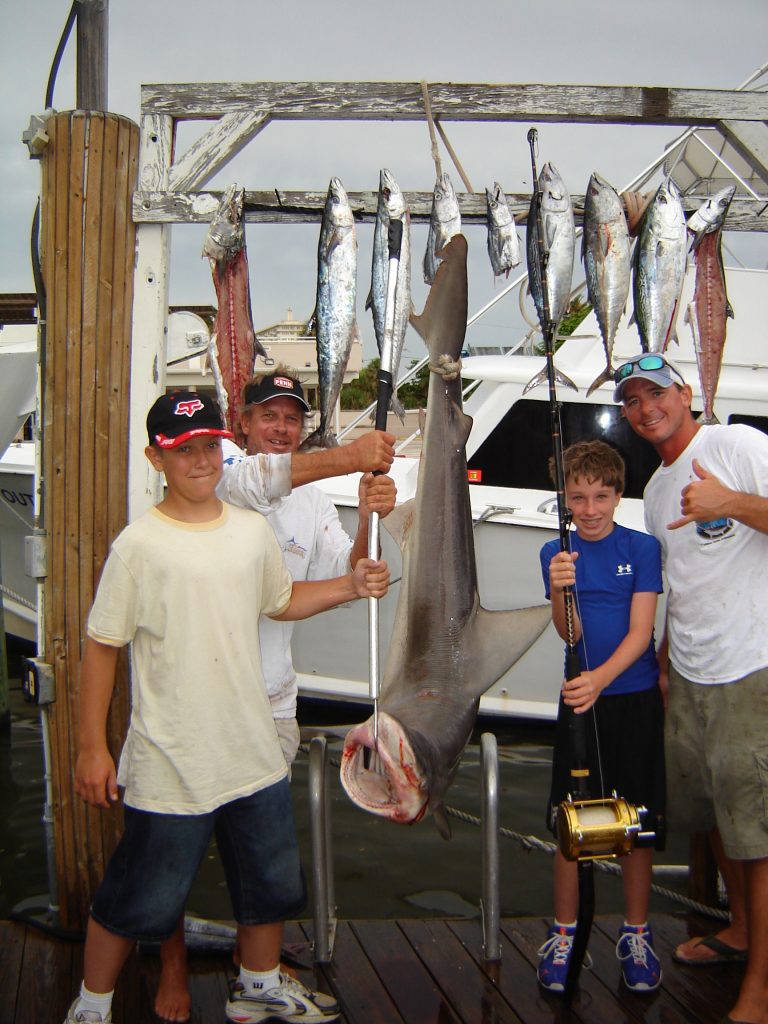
top-left (146, 391), bottom-right (233, 449)
top-left (243, 374), bottom-right (311, 412)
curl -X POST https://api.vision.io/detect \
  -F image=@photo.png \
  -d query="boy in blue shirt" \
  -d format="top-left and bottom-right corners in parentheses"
top-left (537, 440), bottom-right (665, 994)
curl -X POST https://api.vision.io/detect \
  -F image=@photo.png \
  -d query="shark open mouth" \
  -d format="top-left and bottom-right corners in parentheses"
top-left (340, 711), bottom-right (428, 825)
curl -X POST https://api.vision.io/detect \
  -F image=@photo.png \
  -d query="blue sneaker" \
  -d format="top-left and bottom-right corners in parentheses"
top-left (616, 924), bottom-right (662, 991)
top-left (537, 923), bottom-right (576, 992)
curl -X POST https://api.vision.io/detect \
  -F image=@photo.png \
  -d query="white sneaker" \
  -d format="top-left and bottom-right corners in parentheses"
top-left (63, 999), bottom-right (112, 1023)
top-left (225, 972), bottom-right (340, 1023)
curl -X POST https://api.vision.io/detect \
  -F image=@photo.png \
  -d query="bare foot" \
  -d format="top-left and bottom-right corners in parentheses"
top-left (154, 956), bottom-right (191, 1022)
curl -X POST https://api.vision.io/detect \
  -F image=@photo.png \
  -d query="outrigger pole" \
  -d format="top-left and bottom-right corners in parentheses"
top-left (526, 128), bottom-right (595, 1001)
top-left (368, 216), bottom-right (403, 743)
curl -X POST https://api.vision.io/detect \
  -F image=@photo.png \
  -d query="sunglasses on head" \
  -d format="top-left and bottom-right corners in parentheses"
top-left (614, 354), bottom-right (685, 385)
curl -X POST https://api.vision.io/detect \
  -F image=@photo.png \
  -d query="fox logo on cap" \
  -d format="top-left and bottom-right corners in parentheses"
top-left (175, 398), bottom-right (205, 417)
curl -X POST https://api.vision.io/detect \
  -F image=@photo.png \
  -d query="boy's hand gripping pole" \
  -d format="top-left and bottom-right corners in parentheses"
top-left (369, 216), bottom-right (403, 744)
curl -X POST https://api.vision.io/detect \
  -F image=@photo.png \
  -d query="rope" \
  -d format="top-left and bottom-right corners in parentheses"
top-left (0, 582), bottom-right (35, 611)
top-left (305, 746), bottom-right (729, 922)
top-left (434, 120), bottom-right (475, 194)
top-left (420, 81), bottom-right (443, 180)
top-left (419, 81), bottom-right (474, 193)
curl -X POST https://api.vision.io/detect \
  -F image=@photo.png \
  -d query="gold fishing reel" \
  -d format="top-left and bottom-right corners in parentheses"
top-left (556, 794), bottom-right (655, 862)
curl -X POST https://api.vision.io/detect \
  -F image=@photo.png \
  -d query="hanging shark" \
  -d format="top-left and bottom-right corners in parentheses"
top-left (340, 234), bottom-right (551, 835)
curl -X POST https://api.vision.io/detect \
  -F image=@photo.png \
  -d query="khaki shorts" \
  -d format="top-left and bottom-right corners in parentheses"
top-left (666, 664), bottom-right (768, 860)
top-left (274, 717), bottom-right (301, 774)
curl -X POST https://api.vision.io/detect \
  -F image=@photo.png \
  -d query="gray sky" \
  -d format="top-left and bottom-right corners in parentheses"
top-left (1, 0), bottom-right (766, 363)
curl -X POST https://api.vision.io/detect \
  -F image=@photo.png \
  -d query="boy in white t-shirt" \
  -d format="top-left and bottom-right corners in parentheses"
top-left (63, 391), bottom-right (389, 1024)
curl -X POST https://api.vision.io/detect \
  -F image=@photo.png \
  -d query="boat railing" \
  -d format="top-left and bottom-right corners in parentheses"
top-left (307, 733), bottom-right (502, 964)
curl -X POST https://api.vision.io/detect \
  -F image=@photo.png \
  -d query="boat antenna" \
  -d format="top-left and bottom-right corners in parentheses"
top-left (527, 127), bottom-right (595, 1002)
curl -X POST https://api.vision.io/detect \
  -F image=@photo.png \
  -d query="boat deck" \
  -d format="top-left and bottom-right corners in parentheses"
top-left (1, 910), bottom-right (741, 1023)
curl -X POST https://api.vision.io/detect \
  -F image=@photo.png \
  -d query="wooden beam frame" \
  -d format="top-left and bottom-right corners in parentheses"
top-left (140, 81), bottom-right (768, 127)
top-left (132, 188), bottom-right (765, 231)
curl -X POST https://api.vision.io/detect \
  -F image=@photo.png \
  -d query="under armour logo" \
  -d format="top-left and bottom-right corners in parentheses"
top-left (616, 563), bottom-right (633, 575)
top-left (175, 398), bottom-right (204, 417)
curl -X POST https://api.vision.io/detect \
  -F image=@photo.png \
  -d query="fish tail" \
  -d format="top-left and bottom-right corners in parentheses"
top-left (586, 366), bottom-right (614, 396)
top-left (299, 427), bottom-right (339, 451)
top-left (390, 393), bottom-right (406, 424)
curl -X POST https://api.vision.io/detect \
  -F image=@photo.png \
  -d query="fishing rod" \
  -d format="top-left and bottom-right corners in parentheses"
top-left (368, 215), bottom-right (404, 744)
top-left (527, 129), bottom-right (653, 1003)
top-left (527, 127), bottom-right (594, 1002)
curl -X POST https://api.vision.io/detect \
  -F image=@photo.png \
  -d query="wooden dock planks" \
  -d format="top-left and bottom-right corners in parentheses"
top-left (2, 913), bottom-right (734, 1024)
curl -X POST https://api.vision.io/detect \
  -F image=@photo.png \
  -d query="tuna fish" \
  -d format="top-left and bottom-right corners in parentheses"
top-left (423, 172), bottom-right (461, 284)
top-left (302, 178), bottom-right (360, 449)
top-left (341, 235), bottom-right (551, 834)
top-left (685, 186), bottom-right (736, 424)
top-left (486, 182), bottom-right (521, 277)
top-left (203, 185), bottom-right (266, 442)
top-left (366, 168), bottom-right (412, 422)
top-left (632, 178), bottom-right (688, 353)
top-left (525, 162), bottom-right (577, 393)
top-left (582, 173), bottom-right (631, 395)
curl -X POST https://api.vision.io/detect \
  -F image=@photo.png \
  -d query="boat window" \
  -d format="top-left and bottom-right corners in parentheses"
top-left (727, 413), bottom-right (768, 437)
top-left (467, 399), bottom-right (660, 500)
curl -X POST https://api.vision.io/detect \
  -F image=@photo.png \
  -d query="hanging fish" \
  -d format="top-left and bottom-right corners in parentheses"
top-left (685, 185), bottom-right (736, 424)
top-left (525, 162), bottom-right (577, 393)
top-left (366, 168), bottom-right (412, 423)
top-left (202, 185), bottom-right (266, 444)
top-left (302, 177), bottom-right (359, 449)
top-left (486, 182), bottom-right (521, 277)
top-left (632, 178), bottom-right (688, 353)
top-left (582, 173), bottom-right (631, 395)
top-left (423, 172), bottom-right (461, 284)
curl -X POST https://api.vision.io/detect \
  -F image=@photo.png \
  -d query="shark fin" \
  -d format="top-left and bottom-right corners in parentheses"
top-left (381, 498), bottom-right (415, 554)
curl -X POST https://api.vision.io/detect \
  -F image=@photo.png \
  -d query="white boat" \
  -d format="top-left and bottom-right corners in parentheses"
top-left (0, 327), bottom-right (37, 642)
top-left (292, 264), bottom-right (768, 719)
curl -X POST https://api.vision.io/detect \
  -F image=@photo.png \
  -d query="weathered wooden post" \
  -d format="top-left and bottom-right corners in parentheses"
top-left (38, 109), bottom-right (139, 930)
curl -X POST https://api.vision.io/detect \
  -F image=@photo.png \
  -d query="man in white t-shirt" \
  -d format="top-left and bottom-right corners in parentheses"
top-left (156, 370), bottom-right (397, 1022)
top-left (616, 353), bottom-right (768, 1024)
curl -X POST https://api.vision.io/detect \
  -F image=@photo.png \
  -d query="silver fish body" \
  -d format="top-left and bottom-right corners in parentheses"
top-left (486, 182), bottom-right (521, 276)
top-left (202, 183), bottom-right (245, 264)
top-left (303, 177), bottom-right (359, 449)
top-left (632, 178), bottom-right (688, 353)
top-left (341, 235), bottom-right (550, 831)
top-left (687, 185), bottom-right (736, 249)
top-left (367, 168), bottom-right (412, 422)
top-left (686, 187), bottom-right (735, 423)
top-left (526, 162), bottom-right (575, 331)
top-left (582, 173), bottom-right (631, 395)
top-left (423, 172), bottom-right (461, 284)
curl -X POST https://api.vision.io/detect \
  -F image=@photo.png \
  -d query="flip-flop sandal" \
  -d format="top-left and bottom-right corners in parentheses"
top-left (673, 933), bottom-right (748, 965)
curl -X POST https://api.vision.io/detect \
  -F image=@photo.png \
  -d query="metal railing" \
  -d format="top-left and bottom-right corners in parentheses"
top-left (307, 732), bottom-right (502, 964)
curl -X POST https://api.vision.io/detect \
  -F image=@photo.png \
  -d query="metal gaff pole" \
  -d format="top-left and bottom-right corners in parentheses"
top-left (527, 128), bottom-right (594, 1004)
top-left (369, 216), bottom-right (403, 743)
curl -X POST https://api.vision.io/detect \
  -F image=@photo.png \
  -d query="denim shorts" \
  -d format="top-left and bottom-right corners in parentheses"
top-left (90, 777), bottom-right (306, 941)
top-left (666, 664), bottom-right (768, 860)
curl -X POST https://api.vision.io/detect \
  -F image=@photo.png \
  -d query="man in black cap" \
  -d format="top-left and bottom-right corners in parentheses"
top-left (615, 352), bottom-right (768, 1024)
